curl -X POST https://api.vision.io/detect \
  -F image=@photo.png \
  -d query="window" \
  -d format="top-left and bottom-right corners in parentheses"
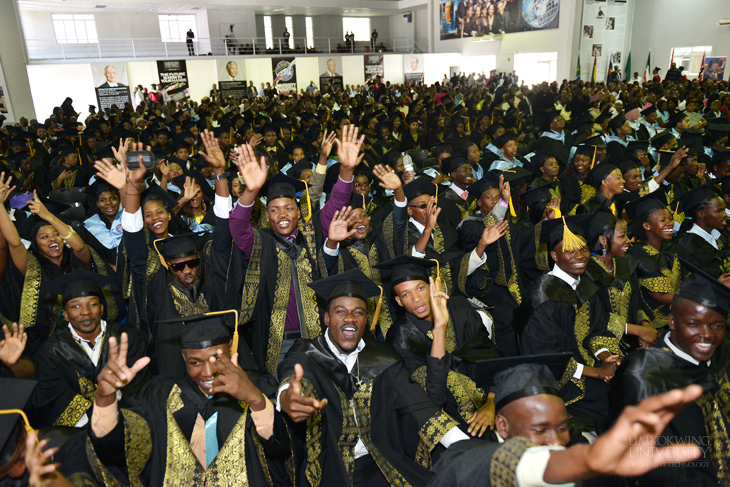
top-left (264, 16), bottom-right (274, 49)
top-left (52, 14), bottom-right (98, 44)
top-left (305, 17), bottom-right (314, 49)
top-left (514, 52), bottom-right (558, 86)
top-left (671, 46), bottom-right (712, 76)
top-left (342, 17), bottom-right (371, 42)
top-left (158, 15), bottom-right (196, 43)
top-left (285, 16), bottom-right (294, 49)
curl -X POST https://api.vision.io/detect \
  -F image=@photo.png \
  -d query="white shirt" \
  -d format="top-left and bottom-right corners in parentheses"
top-left (664, 332), bottom-right (710, 366)
top-left (688, 223), bottom-right (721, 250)
top-left (69, 320), bottom-right (107, 427)
top-left (449, 184), bottom-right (468, 200)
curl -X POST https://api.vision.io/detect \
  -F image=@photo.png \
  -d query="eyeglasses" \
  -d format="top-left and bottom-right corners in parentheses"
top-left (408, 203), bottom-right (429, 209)
top-left (169, 258), bottom-right (201, 273)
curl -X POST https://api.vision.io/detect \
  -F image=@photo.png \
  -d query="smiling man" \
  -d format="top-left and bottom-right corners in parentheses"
top-left (610, 266), bottom-right (730, 486)
top-left (29, 269), bottom-right (146, 428)
top-left (278, 269), bottom-right (470, 487)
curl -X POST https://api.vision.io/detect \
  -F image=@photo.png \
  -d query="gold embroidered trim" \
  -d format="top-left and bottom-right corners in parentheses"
top-left (533, 221), bottom-right (550, 273)
top-left (411, 366), bottom-right (486, 422)
top-left (415, 410), bottom-right (458, 469)
top-left (239, 230), bottom-right (263, 327)
top-left (19, 253), bottom-right (42, 327)
top-left (489, 437), bottom-right (535, 487)
top-left (573, 302), bottom-right (594, 367)
top-left (557, 358), bottom-right (586, 406)
top-left (697, 383), bottom-right (730, 484)
top-left (169, 283), bottom-right (209, 317)
top-left (54, 394), bottom-right (92, 426)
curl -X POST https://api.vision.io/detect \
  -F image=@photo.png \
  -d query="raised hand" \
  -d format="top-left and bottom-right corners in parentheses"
top-left (111, 137), bottom-right (130, 166)
top-left (180, 176), bottom-right (196, 203)
top-left (0, 323), bottom-right (27, 367)
top-left (209, 351), bottom-right (266, 410)
top-left (199, 129), bottom-right (227, 171)
top-left (546, 196), bottom-right (561, 219)
top-left (95, 333), bottom-right (150, 405)
top-left (498, 174), bottom-right (511, 202)
top-left (158, 159), bottom-right (170, 177)
top-left (235, 143), bottom-right (268, 195)
top-left (328, 207), bottom-right (358, 243)
top-left (429, 276), bottom-right (450, 329)
top-left (94, 158), bottom-right (127, 191)
top-left (24, 432), bottom-right (64, 487)
top-left (480, 220), bottom-right (509, 247)
top-left (373, 164), bottom-right (402, 190)
top-left (669, 146), bottom-right (689, 168)
top-left (280, 363), bottom-right (328, 423)
top-left (27, 191), bottom-right (52, 221)
top-left (424, 197), bottom-right (441, 232)
top-left (335, 124), bottom-right (365, 171)
top-left (0, 172), bottom-right (16, 203)
top-left (249, 133), bottom-right (263, 148)
top-left (319, 130), bottom-right (337, 161)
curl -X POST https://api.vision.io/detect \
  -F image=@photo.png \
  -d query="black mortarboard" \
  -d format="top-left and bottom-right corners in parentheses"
top-left (651, 130), bottom-right (676, 149)
top-left (530, 152), bottom-right (557, 174)
top-left (58, 145), bottom-right (78, 157)
top-left (713, 147), bottom-right (730, 164)
top-left (485, 124), bottom-right (503, 138)
top-left (212, 125), bottom-right (232, 138)
top-left (540, 216), bottom-right (587, 250)
top-left (708, 123), bottom-right (730, 134)
top-left (466, 353), bottom-right (571, 390)
top-left (153, 233), bottom-right (200, 262)
top-left (172, 170), bottom-right (214, 202)
top-left (608, 115), bottom-right (626, 131)
top-left (617, 155), bottom-right (640, 175)
top-left (141, 183), bottom-right (179, 211)
top-left (373, 255), bottom-right (437, 287)
top-left (679, 184), bottom-right (721, 215)
top-left (435, 143), bottom-right (453, 156)
top-left (623, 190), bottom-right (668, 221)
top-left (658, 150), bottom-right (688, 168)
top-left (17, 215), bottom-right (51, 241)
top-left (575, 212), bottom-right (617, 243)
top-left (573, 144), bottom-right (597, 158)
top-left (442, 155), bottom-right (470, 175)
top-left (521, 184), bottom-right (554, 207)
top-left (499, 166), bottom-right (533, 184)
top-left (289, 160), bottom-right (314, 180)
top-left (493, 362), bottom-right (562, 412)
top-left (308, 268), bottom-right (381, 304)
top-left (595, 111), bottom-right (612, 125)
top-left (403, 176), bottom-right (437, 201)
top-left (0, 378), bottom-right (36, 464)
top-left (585, 163), bottom-right (619, 188)
top-left (676, 257), bottom-right (730, 316)
top-left (382, 149), bottom-right (402, 167)
top-left (582, 135), bottom-right (606, 148)
top-left (467, 176), bottom-right (499, 199)
top-left (264, 173), bottom-right (306, 202)
top-left (349, 193), bottom-right (372, 211)
top-left (43, 268), bottom-right (113, 306)
top-left (624, 102), bottom-right (641, 113)
top-left (493, 132), bottom-right (516, 149)
top-left (670, 111), bottom-right (688, 127)
top-left (640, 105), bottom-right (657, 117)
top-left (626, 141), bottom-right (649, 153)
top-left (156, 309), bottom-right (240, 355)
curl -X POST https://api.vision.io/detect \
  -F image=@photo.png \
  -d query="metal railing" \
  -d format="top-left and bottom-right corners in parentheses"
top-left (25, 36), bottom-right (420, 61)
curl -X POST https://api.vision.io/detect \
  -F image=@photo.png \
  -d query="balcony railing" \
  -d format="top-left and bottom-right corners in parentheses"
top-left (25, 36), bottom-right (419, 61)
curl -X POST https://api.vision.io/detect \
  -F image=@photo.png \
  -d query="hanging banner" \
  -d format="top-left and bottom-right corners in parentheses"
top-left (404, 54), bottom-right (424, 84)
top-left (439, 0), bottom-right (560, 39)
top-left (364, 55), bottom-right (384, 83)
top-left (272, 57), bottom-right (297, 95)
top-left (157, 60), bottom-right (190, 102)
top-left (703, 57), bottom-right (727, 81)
top-left (318, 56), bottom-right (343, 93)
top-left (216, 59), bottom-right (248, 100)
top-left (91, 63), bottom-right (132, 112)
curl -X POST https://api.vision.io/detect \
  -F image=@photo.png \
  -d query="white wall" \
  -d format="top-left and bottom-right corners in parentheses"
top-left (342, 55), bottom-right (365, 86)
top-left (0, 0), bottom-right (35, 121)
top-left (630, 0), bottom-right (730, 74)
top-left (294, 56), bottom-right (319, 92)
top-left (383, 54), bottom-right (405, 84)
top-left (127, 61), bottom-right (159, 90)
top-left (187, 59), bottom-right (218, 101)
top-left (27, 64), bottom-right (96, 120)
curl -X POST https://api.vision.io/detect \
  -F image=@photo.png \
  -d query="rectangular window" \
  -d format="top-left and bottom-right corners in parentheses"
top-left (671, 46), bottom-right (712, 76)
top-left (285, 16), bottom-right (294, 49)
top-left (305, 17), bottom-right (314, 49)
top-left (52, 14), bottom-right (98, 44)
top-left (264, 16), bottom-right (274, 49)
top-left (342, 17), bottom-right (371, 42)
top-left (158, 14), bottom-right (196, 43)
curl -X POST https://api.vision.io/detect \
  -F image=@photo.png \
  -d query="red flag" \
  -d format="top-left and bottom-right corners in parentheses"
top-left (670, 48), bottom-right (675, 68)
top-left (698, 51), bottom-right (706, 83)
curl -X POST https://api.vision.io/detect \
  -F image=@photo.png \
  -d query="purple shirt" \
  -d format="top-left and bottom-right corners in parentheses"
top-left (230, 176), bottom-right (353, 332)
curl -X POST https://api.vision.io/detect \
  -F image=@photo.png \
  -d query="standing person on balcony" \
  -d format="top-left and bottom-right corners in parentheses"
top-left (186, 28), bottom-right (195, 56)
top-left (371, 29), bottom-right (378, 51)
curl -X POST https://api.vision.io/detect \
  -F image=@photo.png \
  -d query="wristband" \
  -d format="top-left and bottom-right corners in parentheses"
top-left (61, 226), bottom-right (75, 240)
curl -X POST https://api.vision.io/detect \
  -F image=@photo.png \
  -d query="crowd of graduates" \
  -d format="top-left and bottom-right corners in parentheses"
top-left (0, 70), bottom-right (729, 486)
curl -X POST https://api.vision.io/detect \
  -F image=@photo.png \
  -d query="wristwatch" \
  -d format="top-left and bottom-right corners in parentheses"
top-left (213, 171), bottom-right (230, 180)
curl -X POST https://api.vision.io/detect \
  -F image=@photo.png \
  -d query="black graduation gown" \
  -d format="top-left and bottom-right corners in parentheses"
top-left (626, 242), bottom-right (680, 330)
top-left (512, 219), bottom-right (551, 288)
top-left (29, 322), bottom-right (147, 428)
top-left (609, 340), bottom-right (730, 486)
top-left (438, 186), bottom-right (476, 221)
top-left (278, 336), bottom-right (460, 487)
top-left (89, 371), bottom-right (291, 486)
top-left (558, 173), bottom-right (585, 215)
top-left (388, 298), bottom-right (499, 432)
top-left (520, 274), bottom-right (613, 431)
top-left (676, 231), bottom-right (729, 279)
top-left (574, 193), bottom-right (616, 216)
top-left (536, 132), bottom-right (575, 166)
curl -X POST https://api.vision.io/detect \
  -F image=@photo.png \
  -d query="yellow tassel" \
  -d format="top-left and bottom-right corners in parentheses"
top-left (362, 196), bottom-right (366, 212)
top-left (203, 309), bottom-right (240, 354)
top-left (303, 184), bottom-right (312, 223)
top-left (369, 285), bottom-right (384, 332)
top-left (590, 146), bottom-right (597, 170)
top-left (547, 205), bottom-right (561, 218)
top-left (0, 409), bottom-right (35, 437)
top-left (610, 202), bottom-right (617, 216)
top-left (152, 238), bottom-right (169, 269)
top-left (27, 140), bottom-right (34, 157)
top-left (433, 182), bottom-right (439, 206)
top-left (673, 201), bottom-right (680, 221)
top-left (561, 216), bottom-right (586, 252)
top-left (77, 147), bottom-right (82, 166)
top-left (429, 258), bottom-right (441, 287)
top-left (508, 196), bottom-right (517, 218)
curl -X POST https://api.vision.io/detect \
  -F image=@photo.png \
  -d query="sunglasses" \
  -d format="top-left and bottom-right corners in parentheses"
top-left (408, 203), bottom-right (429, 209)
top-left (169, 258), bottom-right (200, 273)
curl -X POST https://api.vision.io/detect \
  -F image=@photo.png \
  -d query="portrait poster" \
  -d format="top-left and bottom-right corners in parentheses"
top-left (404, 54), bottom-right (424, 84)
top-left (91, 63), bottom-right (131, 111)
top-left (703, 57), bottom-right (727, 81)
top-left (157, 60), bottom-right (190, 102)
top-left (364, 55), bottom-right (384, 83)
top-left (216, 59), bottom-right (247, 100)
top-left (272, 57), bottom-right (297, 95)
top-left (318, 56), bottom-right (343, 91)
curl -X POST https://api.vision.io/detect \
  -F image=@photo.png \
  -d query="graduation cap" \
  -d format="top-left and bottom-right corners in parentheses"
top-left (521, 183), bottom-right (555, 208)
top-left (403, 176), bottom-right (437, 201)
top-left (289, 160), bottom-right (314, 180)
top-left (657, 150), bottom-right (688, 168)
top-left (493, 361), bottom-right (565, 412)
top-left (43, 268), bottom-right (114, 306)
top-left (540, 216), bottom-right (587, 251)
top-left (381, 149), bottom-right (402, 168)
top-left (467, 176), bottom-right (499, 199)
top-left (492, 132), bottom-right (516, 149)
top-left (585, 163), bottom-right (619, 189)
top-left (0, 378), bottom-right (37, 465)
top-left (141, 183), bottom-right (179, 211)
top-left (157, 309), bottom-right (241, 357)
top-left (373, 255), bottom-right (437, 287)
top-left (678, 183), bottom-right (721, 215)
top-left (49, 187), bottom-right (86, 206)
top-left (575, 211), bottom-right (617, 244)
top-left (529, 152), bottom-right (557, 174)
top-left (58, 145), bottom-right (78, 158)
top-left (679, 129), bottom-right (704, 149)
top-left (263, 172), bottom-right (306, 202)
top-left (309, 268), bottom-right (385, 332)
top-left (349, 193), bottom-right (373, 212)
top-left (676, 257), bottom-right (730, 317)
top-left (640, 105), bottom-right (657, 117)
top-left (595, 111), bottom-right (612, 125)
top-left (465, 353), bottom-right (571, 391)
top-left (669, 111), bottom-right (688, 127)
top-left (623, 190), bottom-right (669, 221)
top-left (581, 135), bottom-right (606, 148)
top-left (617, 155), bottom-right (640, 175)
top-left (435, 143), bottom-right (453, 156)
top-left (608, 115), bottom-right (627, 131)
top-left (651, 130), bottom-right (676, 149)
top-left (152, 233), bottom-right (201, 265)
top-left (442, 155), bottom-right (470, 175)
top-left (623, 102), bottom-right (641, 113)
top-left (172, 170), bottom-right (214, 202)
top-left (485, 124), bottom-right (503, 138)
top-left (626, 141), bottom-right (649, 154)
top-left (713, 147), bottom-right (730, 164)
top-left (212, 125), bottom-right (232, 138)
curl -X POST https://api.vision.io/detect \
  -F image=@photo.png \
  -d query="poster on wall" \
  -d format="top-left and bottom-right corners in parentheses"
top-left (404, 54), bottom-right (424, 84)
top-left (703, 57), bottom-right (727, 81)
top-left (157, 60), bottom-right (190, 102)
top-left (579, 0), bottom-right (629, 82)
top-left (0, 60), bottom-right (14, 122)
top-left (318, 56), bottom-right (343, 93)
top-left (438, 0), bottom-right (560, 39)
top-left (272, 57), bottom-right (297, 95)
top-left (364, 55), bottom-right (384, 83)
top-left (91, 63), bottom-right (132, 112)
top-left (216, 59), bottom-right (247, 100)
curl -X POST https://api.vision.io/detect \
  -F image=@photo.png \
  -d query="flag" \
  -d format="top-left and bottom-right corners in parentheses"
top-left (592, 55), bottom-right (597, 83)
top-left (607, 58), bottom-right (613, 83)
top-left (625, 52), bottom-right (632, 80)
top-left (576, 56), bottom-right (581, 81)
top-left (670, 48), bottom-right (675, 68)
top-left (643, 51), bottom-right (651, 82)
top-left (698, 51), bottom-right (706, 82)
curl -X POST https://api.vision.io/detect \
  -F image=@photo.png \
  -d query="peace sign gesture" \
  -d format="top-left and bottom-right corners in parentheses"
top-left (95, 333), bottom-right (150, 406)
top-left (209, 350), bottom-right (267, 411)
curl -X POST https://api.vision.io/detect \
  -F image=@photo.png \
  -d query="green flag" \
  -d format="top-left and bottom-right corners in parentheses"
top-left (625, 52), bottom-right (632, 80)
top-left (576, 56), bottom-right (581, 80)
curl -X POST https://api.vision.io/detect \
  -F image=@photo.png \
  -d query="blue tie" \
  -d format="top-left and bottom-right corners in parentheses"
top-left (205, 412), bottom-right (219, 468)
